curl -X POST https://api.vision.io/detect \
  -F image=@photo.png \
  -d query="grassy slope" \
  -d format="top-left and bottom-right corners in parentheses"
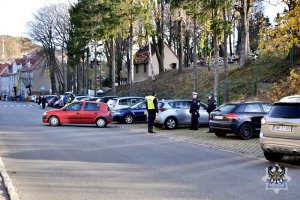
top-left (116, 62), bottom-right (290, 103)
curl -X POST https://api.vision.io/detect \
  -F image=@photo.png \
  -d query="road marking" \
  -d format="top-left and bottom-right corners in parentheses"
top-left (0, 104), bottom-right (37, 108)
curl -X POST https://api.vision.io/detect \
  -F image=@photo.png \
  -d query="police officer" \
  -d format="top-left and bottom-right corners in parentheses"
top-left (145, 91), bottom-right (158, 133)
top-left (189, 92), bottom-right (200, 130)
top-left (207, 94), bottom-right (217, 133)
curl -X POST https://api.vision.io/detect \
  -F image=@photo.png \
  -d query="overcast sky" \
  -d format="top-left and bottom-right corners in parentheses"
top-left (0, 0), bottom-right (286, 37)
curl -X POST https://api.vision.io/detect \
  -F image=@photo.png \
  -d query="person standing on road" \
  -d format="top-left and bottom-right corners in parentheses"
top-left (189, 92), bottom-right (200, 130)
top-left (207, 94), bottom-right (217, 133)
top-left (145, 91), bottom-right (158, 133)
top-left (41, 96), bottom-right (47, 109)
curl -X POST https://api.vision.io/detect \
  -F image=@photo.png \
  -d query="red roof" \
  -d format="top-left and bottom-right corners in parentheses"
top-left (0, 63), bottom-right (11, 75)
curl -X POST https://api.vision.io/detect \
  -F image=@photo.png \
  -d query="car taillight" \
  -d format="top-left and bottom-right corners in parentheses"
top-left (261, 117), bottom-right (266, 125)
top-left (159, 108), bottom-right (167, 112)
top-left (226, 113), bottom-right (238, 119)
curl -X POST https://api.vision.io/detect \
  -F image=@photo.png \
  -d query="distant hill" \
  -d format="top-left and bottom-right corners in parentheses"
top-left (0, 35), bottom-right (39, 64)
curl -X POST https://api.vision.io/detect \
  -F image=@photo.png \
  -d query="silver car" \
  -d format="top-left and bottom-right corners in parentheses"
top-left (260, 95), bottom-right (300, 161)
top-left (154, 99), bottom-right (209, 129)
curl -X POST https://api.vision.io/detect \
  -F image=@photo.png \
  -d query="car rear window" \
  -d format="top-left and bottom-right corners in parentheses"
top-left (215, 104), bottom-right (237, 113)
top-left (269, 103), bottom-right (300, 118)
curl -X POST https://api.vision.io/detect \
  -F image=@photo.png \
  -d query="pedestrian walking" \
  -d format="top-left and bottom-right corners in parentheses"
top-left (41, 96), bottom-right (47, 109)
top-left (145, 91), bottom-right (158, 133)
top-left (207, 94), bottom-right (217, 133)
top-left (189, 92), bottom-right (200, 130)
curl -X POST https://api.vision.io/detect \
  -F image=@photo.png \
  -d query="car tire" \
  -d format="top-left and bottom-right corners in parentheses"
top-left (124, 114), bottom-right (134, 124)
top-left (238, 123), bottom-right (254, 140)
top-left (96, 118), bottom-right (107, 128)
top-left (49, 116), bottom-right (59, 126)
top-left (164, 117), bottom-right (177, 129)
top-left (214, 131), bottom-right (227, 137)
top-left (263, 151), bottom-right (284, 162)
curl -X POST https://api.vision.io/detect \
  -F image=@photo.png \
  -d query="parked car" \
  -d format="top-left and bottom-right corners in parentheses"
top-left (42, 101), bottom-right (112, 127)
top-left (43, 95), bottom-right (56, 106)
top-left (154, 99), bottom-right (209, 129)
top-left (48, 95), bottom-right (62, 107)
top-left (260, 95), bottom-right (300, 161)
top-left (72, 96), bottom-right (93, 102)
top-left (112, 101), bottom-right (148, 124)
top-left (209, 101), bottom-right (272, 140)
top-left (96, 96), bottom-right (118, 103)
top-left (107, 96), bottom-right (145, 110)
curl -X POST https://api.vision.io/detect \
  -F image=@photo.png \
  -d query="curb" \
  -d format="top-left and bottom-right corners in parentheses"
top-left (0, 157), bottom-right (20, 200)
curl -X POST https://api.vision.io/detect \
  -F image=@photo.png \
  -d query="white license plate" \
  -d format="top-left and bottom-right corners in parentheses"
top-left (273, 125), bottom-right (292, 132)
top-left (214, 116), bottom-right (223, 120)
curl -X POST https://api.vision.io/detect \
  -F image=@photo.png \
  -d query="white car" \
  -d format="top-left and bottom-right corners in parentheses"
top-left (107, 97), bottom-right (145, 110)
top-left (71, 96), bottom-right (93, 103)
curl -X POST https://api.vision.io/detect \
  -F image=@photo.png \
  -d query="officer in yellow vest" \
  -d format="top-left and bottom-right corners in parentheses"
top-left (145, 91), bottom-right (158, 133)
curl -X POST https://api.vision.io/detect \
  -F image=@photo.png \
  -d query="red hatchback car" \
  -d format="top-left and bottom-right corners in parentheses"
top-left (42, 101), bottom-right (112, 127)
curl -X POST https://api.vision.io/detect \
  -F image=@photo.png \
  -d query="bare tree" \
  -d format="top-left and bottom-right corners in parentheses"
top-left (27, 3), bottom-right (70, 93)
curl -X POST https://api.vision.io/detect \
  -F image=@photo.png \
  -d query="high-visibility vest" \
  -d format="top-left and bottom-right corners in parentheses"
top-left (146, 95), bottom-right (155, 109)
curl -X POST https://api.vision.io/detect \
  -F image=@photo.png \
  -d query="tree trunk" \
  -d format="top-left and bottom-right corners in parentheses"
top-left (111, 37), bottom-right (116, 96)
top-left (239, 0), bottom-right (251, 67)
top-left (223, 7), bottom-right (229, 102)
top-left (178, 19), bottom-right (184, 73)
top-left (213, 5), bottom-right (220, 103)
top-left (153, 0), bottom-right (165, 73)
top-left (192, 18), bottom-right (197, 92)
top-left (85, 49), bottom-right (89, 95)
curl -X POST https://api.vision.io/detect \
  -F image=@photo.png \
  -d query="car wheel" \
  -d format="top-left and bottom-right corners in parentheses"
top-left (263, 151), bottom-right (284, 162)
top-left (49, 116), bottom-right (59, 126)
top-left (238, 123), bottom-right (253, 140)
top-left (124, 114), bottom-right (134, 124)
top-left (96, 118), bottom-right (107, 128)
top-left (165, 117), bottom-right (177, 129)
top-left (214, 131), bottom-right (227, 137)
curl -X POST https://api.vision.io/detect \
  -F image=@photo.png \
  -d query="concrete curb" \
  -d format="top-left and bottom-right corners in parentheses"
top-left (0, 157), bottom-right (20, 200)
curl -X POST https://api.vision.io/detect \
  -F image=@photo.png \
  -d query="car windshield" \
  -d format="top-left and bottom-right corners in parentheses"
top-left (214, 104), bottom-right (237, 113)
top-left (269, 103), bottom-right (300, 118)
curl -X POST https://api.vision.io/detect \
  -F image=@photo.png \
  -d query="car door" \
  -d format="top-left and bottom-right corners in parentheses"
top-left (81, 102), bottom-right (100, 124)
top-left (243, 103), bottom-right (264, 131)
top-left (198, 103), bottom-right (209, 124)
top-left (174, 101), bottom-right (191, 125)
top-left (133, 102), bottom-right (147, 121)
top-left (62, 102), bottom-right (83, 123)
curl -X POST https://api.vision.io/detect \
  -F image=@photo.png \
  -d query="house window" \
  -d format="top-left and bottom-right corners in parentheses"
top-left (135, 65), bottom-right (138, 73)
top-left (144, 64), bottom-right (147, 73)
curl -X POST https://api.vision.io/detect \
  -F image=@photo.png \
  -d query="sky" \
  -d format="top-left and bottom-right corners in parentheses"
top-left (0, 0), bottom-right (286, 37)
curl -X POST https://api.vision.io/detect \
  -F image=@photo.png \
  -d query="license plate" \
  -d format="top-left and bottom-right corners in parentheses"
top-left (214, 116), bottom-right (223, 120)
top-left (273, 125), bottom-right (292, 132)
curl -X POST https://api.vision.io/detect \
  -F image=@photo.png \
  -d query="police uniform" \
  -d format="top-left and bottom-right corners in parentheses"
top-left (145, 93), bottom-right (158, 133)
top-left (189, 92), bottom-right (200, 130)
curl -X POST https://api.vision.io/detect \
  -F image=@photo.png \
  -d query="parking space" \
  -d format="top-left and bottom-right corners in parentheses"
top-left (117, 123), bottom-right (263, 158)
top-left (118, 123), bottom-right (300, 165)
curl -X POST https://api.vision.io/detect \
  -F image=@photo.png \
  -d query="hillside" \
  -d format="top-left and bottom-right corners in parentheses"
top-left (116, 62), bottom-right (291, 103)
top-left (0, 35), bottom-right (39, 63)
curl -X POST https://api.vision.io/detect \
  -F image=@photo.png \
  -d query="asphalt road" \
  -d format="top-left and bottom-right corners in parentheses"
top-left (0, 101), bottom-right (299, 200)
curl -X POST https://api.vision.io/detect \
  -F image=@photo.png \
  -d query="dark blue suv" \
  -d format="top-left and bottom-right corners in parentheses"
top-left (209, 102), bottom-right (272, 140)
top-left (112, 101), bottom-right (147, 124)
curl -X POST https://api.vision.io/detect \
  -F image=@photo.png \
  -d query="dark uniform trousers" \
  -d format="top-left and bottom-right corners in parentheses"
top-left (148, 109), bottom-right (156, 132)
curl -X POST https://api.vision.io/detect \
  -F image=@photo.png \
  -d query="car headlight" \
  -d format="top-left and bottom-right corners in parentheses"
top-left (43, 112), bottom-right (48, 115)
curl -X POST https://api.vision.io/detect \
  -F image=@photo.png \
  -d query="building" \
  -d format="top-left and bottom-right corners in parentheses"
top-left (0, 51), bottom-right (51, 100)
top-left (133, 43), bottom-right (179, 82)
